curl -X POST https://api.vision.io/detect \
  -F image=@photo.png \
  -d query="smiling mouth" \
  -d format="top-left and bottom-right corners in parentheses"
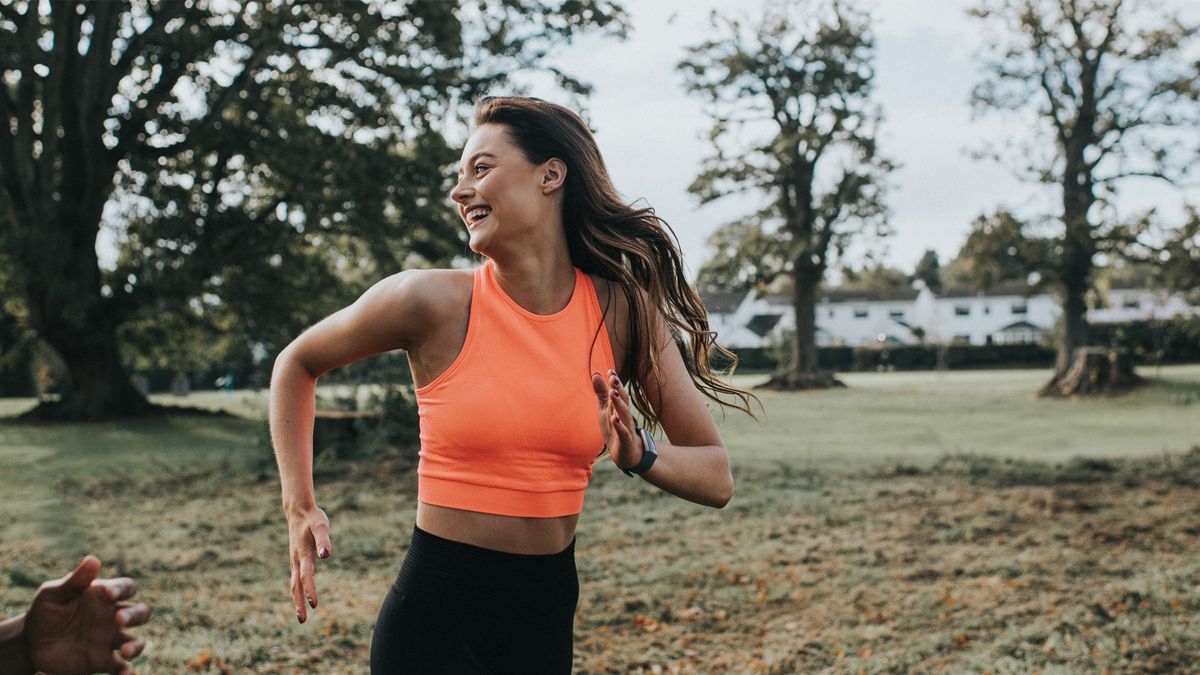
top-left (467, 213), bottom-right (490, 229)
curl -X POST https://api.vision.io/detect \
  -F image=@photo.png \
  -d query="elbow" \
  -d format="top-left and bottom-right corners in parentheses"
top-left (272, 347), bottom-right (317, 383)
top-left (711, 472), bottom-right (734, 509)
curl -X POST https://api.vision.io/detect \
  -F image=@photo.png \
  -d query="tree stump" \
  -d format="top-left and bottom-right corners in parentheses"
top-left (755, 369), bottom-right (846, 390)
top-left (1039, 347), bottom-right (1142, 398)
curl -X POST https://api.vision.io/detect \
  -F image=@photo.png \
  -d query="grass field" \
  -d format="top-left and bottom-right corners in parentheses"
top-left (1, 365), bottom-right (1198, 673)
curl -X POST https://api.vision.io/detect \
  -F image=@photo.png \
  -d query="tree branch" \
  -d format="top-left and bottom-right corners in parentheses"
top-left (105, 1), bottom-right (187, 110)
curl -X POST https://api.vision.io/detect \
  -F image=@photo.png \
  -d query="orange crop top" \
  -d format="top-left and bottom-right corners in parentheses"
top-left (413, 257), bottom-right (618, 518)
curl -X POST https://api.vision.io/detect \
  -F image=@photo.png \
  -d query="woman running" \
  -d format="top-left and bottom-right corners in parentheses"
top-left (269, 95), bottom-right (761, 673)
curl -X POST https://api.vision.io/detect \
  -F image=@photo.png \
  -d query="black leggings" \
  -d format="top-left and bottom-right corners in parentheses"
top-left (370, 524), bottom-right (579, 674)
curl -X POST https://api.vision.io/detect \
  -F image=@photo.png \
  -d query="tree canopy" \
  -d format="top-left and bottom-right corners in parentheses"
top-left (679, 0), bottom-right (893, 389)
top-left (968, 0), bottom-right (1199, 388)
top-left (0, 0), bottom-right (627, 419)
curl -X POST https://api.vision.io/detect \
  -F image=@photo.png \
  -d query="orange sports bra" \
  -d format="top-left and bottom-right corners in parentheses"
top-left (413, 257), bottom-right (618, 518)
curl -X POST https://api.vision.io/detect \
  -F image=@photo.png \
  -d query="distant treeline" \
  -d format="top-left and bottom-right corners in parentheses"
top-left (2, 319), bottom-right (1197, 397)
top-left (0, 342), bottom-right (413, 398)
top-left (715, 318), bottom-right (1200, 373)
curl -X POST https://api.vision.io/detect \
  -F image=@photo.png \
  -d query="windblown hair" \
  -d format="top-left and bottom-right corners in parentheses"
top-left (471, 96), bottom-right (762, 458)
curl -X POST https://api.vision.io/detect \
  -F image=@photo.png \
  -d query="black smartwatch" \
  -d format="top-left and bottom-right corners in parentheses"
top-left (621, 426), bottom-right (658, 477)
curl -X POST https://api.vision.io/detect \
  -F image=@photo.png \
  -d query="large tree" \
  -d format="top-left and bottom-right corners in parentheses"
top-left (968, 0), bottom-right (1199, 393)
top-left (679, 0), bottom-right (893, 390)
top-left (0, 0), bottom-right (626, 420)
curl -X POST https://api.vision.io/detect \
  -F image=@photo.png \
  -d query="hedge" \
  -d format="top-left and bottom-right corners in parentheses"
top-left (715, 317), bottom-right (1199, 373)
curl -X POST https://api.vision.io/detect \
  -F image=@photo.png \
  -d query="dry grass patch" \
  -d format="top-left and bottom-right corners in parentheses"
top-left (2, 449), bottom-right (1198, 673)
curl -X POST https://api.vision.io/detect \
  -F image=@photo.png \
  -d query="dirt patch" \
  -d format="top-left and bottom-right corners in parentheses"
top-left (3, 449), bottom-right (1198, 673)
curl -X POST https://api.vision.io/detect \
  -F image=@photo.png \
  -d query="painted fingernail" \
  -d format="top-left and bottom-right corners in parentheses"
top-left (319, 547), bottom-right (329, 558)
top-left (297, 611), bottom-right (304, 623)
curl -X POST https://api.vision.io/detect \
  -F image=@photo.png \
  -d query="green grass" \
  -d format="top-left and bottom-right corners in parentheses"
top-left (0, 365), bottom-right (1197, 672)
top-left (717, 365), bottom-right (1200, 471)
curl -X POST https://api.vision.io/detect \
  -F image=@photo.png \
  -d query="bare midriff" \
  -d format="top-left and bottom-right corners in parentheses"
top-left (415, 501), bottom-right (580, 555)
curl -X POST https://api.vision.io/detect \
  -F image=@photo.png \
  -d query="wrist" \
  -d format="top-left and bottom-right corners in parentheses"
top-left (621, 427), bottom-right (658, 477)
top-left (282, 496), bottom-right (317, 518)
top-left (0, 613), bottom-right (34, 675)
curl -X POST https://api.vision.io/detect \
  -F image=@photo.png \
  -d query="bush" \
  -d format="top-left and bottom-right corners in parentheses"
top-left (1091, 318), bottom-right (1200, 365)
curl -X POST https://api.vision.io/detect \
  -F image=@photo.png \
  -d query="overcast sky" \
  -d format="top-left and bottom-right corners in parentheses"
top-left (508, 0), bottom-right (1200, 283)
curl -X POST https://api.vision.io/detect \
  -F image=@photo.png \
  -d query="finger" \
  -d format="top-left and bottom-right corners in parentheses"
top-left (310, 521), bottom-right (332, 560)
top-left (291, 567), bottom-right (307, 623)
top-left (592, 372), bottom-right (609, 404)
top-left (609, 374), bottom-right (629, 405)
top-left (299, 555), bottom-right (318, 609)
top-left (105, 651), bottom-right (132, 675)
top-left (40, 554), bottom-right (101, 603)
top-left (116, 602), bottom-right (151, 627)
top-left (101, 577), bottom-right (139, 602)
top-left (611, 388), bottom-right (636, 426)
top-left (117, 633), bottom-right (146, 660)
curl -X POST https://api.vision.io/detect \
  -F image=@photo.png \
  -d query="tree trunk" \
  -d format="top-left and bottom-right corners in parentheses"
top-left (1045, 136), bottom-right (1097, 392)
top-left (758, 264), bottom-right (844, 390)
top-left (18, 326), bottom-right (155, 420)
top-left (14, 212), bottom-right (154, 421)
top-left (1039, 347), bottom-right (1141, 397)
top-left (1054, 274), bottom-right (1091, 378)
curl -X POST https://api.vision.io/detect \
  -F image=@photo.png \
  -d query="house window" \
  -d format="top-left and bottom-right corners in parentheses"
top-left (828, 308), bottom-right (835, 318)
top-left (889, 310), bottom-right (904, 319)
top-left (954, 305), bottom-right (970, 317)
top-left (1123, 298), bottom-right (1140, 309)
top-left (853, 308), bottom-right (868, 319)
top-left (952, 334), bottom-right (972, 344)
top-left (1011, 303), bottom-right (1027, 315)
top-left (983, 305), bottom-right (991, 315)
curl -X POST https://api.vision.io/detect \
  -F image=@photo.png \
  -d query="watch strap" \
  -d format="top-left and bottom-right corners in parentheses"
top-left (622, 427), bottom-right (658, 476)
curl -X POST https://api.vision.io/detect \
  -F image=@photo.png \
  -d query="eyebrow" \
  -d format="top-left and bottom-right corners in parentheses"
top-left (456, 151), bottom-right (497, 175)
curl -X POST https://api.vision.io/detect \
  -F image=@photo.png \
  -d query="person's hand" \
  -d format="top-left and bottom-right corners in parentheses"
top-left (24, 555), bottom-right (150, 675)
top-left (286, 505), bottom-right (332, 624)
top-left (592, 368), bottom-right (646, 471)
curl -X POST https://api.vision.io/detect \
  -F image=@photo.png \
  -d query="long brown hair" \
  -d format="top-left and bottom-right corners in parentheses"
top-left (471, 96), bottom-right (762, 453)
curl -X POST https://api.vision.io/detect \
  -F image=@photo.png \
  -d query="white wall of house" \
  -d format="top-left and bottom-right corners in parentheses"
top-left (704, 283), bottom-right (1200, 350)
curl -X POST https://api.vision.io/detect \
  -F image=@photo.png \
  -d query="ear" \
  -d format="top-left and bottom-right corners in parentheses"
top-left (540, 158), bottom-right (567, 194)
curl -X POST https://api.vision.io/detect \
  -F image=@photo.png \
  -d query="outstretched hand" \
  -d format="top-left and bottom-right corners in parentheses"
top-left (24, 555), bottom-right (150, 675)
top-left (592, 368), bottom-right (645, 471)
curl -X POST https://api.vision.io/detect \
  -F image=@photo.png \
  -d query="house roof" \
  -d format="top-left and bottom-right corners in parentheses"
top-left (746, 313), bottom-right (782, 337)
top-left (698, 289), bottom-right (746, 313)
top-left (940, 282), bottom-right (1038, 298)
top-left (997, 320), bottom-right (1042, 331)
top-left (764, 288), bottom-right (919, 304)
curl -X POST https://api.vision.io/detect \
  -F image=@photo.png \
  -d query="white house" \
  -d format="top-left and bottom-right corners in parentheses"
top-left (701, 281), bottom-right (1200, 349)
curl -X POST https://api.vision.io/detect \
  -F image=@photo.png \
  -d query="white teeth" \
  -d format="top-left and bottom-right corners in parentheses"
top-left (467, 207), bottom-right (491, 222)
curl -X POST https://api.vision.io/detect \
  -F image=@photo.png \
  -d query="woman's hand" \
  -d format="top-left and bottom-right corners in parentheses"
top-left (592, 368), bottom-right (646, 471)
top-left (286, 505), bottom-right (332, 624)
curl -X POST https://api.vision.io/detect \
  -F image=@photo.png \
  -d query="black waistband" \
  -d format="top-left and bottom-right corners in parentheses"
top-left (398, 524), bottom-right (577, 589)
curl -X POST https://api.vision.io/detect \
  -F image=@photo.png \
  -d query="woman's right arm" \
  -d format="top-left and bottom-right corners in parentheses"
top-left (269, 268), bottom-right (437, 624)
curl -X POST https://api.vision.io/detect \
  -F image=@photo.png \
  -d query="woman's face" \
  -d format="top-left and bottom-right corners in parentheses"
top-left (449, 123), bottom-right (560, 254)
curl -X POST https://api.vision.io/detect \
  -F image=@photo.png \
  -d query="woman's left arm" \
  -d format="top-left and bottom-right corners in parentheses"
top-left (594, 300), bottom-right (734, 508)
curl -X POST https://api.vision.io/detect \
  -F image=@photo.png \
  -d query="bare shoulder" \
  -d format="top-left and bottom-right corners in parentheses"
top-left (279, 267), bottom-right (471, 377)
top-left (400, 267), bottom-right (474, 347)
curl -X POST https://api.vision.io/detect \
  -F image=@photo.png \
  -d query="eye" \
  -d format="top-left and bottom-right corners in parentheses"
top-left (474, 165), bottom-right (488, 175)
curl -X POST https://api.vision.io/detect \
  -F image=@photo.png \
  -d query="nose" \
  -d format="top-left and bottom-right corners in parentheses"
top-left (450, 178), bottom-right (472, 206)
